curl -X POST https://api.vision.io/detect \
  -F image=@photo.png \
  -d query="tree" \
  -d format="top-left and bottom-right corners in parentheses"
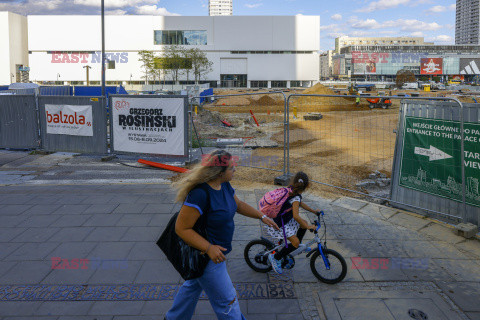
top-left (395, 69), bottom-right (416, 88)
top-left (162, 45), bottom-right (189, 86)
top-left (138, 50), bottom-right (155, 87)
top-left (189, 48), bottom-right (213, 84)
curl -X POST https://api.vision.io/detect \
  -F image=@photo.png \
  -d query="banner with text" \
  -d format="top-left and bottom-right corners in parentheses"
top-left (111, 97), bottom-right (185, 156)
top-left (400, 116), bottom-right (480, 207)
top-left (45, 104), bottom-right (93, 136)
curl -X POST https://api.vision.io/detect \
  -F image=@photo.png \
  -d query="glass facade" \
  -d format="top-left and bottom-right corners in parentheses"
top-left (154, 30), bottom-right (207, 45)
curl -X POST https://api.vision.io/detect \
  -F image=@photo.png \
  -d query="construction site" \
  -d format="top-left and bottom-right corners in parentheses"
top-left (189, 83), bottom-right (479, 201)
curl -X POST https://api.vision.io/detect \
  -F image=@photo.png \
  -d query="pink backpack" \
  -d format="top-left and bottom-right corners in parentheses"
top-left (259, 187), bottom-right (293, 218)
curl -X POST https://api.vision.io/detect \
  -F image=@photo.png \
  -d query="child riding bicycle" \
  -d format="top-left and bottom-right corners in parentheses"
top-left (263, 172), bottom-right (319, 274)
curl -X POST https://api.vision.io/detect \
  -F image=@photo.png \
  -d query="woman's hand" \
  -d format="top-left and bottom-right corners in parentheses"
top-left (207, 245), bottom-right (227, 264)
top-left (307, 224), bottom-right (316, 230)
top-left (261, 216), bottom-right (279, 230)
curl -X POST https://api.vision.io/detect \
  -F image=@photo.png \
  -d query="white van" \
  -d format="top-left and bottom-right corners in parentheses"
top-left (402, 82), bottom-right (419, 89)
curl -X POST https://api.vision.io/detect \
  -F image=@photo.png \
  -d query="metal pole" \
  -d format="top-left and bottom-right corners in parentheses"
top-left (101, 0), bottom-right (105, 97)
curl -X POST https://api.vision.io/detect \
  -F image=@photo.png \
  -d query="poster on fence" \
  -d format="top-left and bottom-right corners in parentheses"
top-left (399, 116), bottom-right (480, 207)
top-left (45, 104), bottom-right (93, 136)
top-left (111, 97), bottom-right (185, 156)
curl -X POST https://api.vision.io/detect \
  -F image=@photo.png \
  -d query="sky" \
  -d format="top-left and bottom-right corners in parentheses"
top-left (0, 0), bottom-right (457, 51)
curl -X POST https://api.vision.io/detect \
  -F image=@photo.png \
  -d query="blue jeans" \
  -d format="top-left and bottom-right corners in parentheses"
top-left (166, 260), bottom-right (246, 320)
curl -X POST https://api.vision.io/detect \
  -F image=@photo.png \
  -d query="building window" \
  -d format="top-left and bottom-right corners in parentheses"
top-left (271, 81), bottom-right (287, 88)
top-left (154, 30), bottom-right (207, 45)
top-left (290, 81), bottom-right (302, 87)
top-left (220, 74), bottom-right (247, 88)
top-left (251, 81), bottom-right (268, 88)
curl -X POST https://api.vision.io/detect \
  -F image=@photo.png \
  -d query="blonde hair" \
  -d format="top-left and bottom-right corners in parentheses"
top-left (174, 149), bottom-right (232, 203)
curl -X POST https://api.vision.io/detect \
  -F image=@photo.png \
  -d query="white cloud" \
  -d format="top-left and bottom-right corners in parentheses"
top-left (385, 19), bottom-right (442, 31)
top-left (430, 35), bottom-right (454, 42)
top-left (74, 0), bottom-right (157, 8)
top-left (350, 30), bottom-right (370, 37)
top-left (136, 5), bottom-right (179, 15)
top-left (320, 24), bottom-right (339, 31)
top-left (331, 14), bottom-right (342, 21)
top-left (106, 9), bottom-right (127, 15)
top-left (410, 31), bottom-right (425, 37)
top-left (449, 4), bottom-right (456, 10)
top-left (351, 18), bottom-right (382, 29)
top-left (327, 32), bottom-right (345, 39)
top-left (350, 18), bottom-right (442, 32)
top-left (245, 3), bottom-right (262, 8)
top-left (358, 0), bottom-right (410, 13)
top-left (425, 5), bottom-right (447, 14)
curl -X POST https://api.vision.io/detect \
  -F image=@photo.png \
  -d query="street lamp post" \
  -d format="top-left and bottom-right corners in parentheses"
top-left (101, 0), bottom-right (105, 97)
top-left (83, 65), bottom-right (91, 86)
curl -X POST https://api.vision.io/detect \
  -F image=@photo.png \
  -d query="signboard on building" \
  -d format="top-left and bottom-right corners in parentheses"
top-left (45, 105), bottom-right (93, 136)
top-left (460, 58), bottom-right (480, 75)
top-left (111, 97), bottom-right (185, 156)
top-left (400, 116), bottom-right (480, 207)
top-left (420, 58), bottom-right (442, 75)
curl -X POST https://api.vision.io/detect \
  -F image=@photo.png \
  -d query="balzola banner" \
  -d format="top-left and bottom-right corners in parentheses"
top-left (420, 58), bottom-right (443, 75)
top-left (111, 97), bottom-right (185, 156)
top-left (45, 105), bottom-right (93, 136)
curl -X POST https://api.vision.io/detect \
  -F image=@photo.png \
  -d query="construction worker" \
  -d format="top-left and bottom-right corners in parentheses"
top-left (355, 95), bottom-right (360, 107)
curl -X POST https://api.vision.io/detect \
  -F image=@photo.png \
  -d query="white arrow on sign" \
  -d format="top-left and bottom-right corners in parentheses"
top-left (414, 146), bottom-right (452, 161)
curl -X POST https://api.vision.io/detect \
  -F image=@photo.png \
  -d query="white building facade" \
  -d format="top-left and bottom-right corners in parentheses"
top-left (0, 12), bottom-right (29, 85)
top-left (456, 0), bottom-right (480, 44)
top-left (209, 0), bottom-right (233, 16)
top-left (24, 15), bottom-right (320, 88)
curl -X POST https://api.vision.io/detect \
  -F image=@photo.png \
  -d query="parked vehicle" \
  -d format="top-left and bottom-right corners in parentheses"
top-left (402, 82), bottom-right (419, 89)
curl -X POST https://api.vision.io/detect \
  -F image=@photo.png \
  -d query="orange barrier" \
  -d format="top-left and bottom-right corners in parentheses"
top-left (138, 159), bottom-right (189, 173)
top-left (249, 110), bottom-right (259, 127)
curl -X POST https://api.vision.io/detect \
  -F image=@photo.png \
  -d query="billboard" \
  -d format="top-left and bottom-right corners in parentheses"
top-left (111, 97), bottom-right (185, 156)
top-left (420, 58), bottom-right (443, 75)
top-left (45, 105), bottom-right (93, 137)
top-left (460, 58), bottom-right (480, 75)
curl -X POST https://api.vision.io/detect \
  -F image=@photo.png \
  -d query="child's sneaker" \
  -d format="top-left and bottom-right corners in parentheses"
top-left (268, 253), bottom-right (283, 274)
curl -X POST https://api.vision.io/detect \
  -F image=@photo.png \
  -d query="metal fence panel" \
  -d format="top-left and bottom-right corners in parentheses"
top-left (38, 96), bottom-right (107, 154)
top-left (39, 86), bottom-right (72, 96)
top-left (0, 95), bottom-right (39, 149)
top-left (391, 100), bottom-right (480, 226)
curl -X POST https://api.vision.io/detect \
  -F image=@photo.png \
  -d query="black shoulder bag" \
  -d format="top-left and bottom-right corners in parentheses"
top-left (156, 184), bottom-right (211, 280)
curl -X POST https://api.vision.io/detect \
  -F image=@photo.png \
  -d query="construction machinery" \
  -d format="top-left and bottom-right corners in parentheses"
top-left (366, 97), bottom-right (392, 109)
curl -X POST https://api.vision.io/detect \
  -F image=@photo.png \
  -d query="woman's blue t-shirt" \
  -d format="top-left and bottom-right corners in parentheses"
top-left (183, 182), bottom-right (237, 254)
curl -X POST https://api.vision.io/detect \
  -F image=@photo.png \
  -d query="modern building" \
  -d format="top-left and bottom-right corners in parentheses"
top-left (319, 50), bottom-right (334, 80)
top-left (0, 12), bottom-right (29, 85)
top-left (0, 14), bottom-right (320, 88)
top-left (332, 44), bottom-right (480, 81)
top-left (209, 0), bottom-right (233, 16)
top-left (455, 0), bottom-right (480, 44)
top-left (335, 36), bottom-right (433, 54)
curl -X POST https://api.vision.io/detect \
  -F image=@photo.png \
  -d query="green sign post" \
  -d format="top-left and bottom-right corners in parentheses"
top-left (400, 116), bottom-right (480, 207)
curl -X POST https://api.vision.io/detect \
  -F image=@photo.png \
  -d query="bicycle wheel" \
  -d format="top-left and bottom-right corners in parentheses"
top-left (244, 239), bottom-right (273, 273)
top-left (310, 248), bottom-right (347, 284)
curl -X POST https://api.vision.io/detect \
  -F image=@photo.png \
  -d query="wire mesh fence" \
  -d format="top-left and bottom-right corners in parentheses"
top-left (189, 91), bottom-right (287, 174)
top-left (286, 94), bottom-right (399, 200)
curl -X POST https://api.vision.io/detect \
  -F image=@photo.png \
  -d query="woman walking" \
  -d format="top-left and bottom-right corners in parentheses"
top-left (165, 149), bottom-right (279, 320)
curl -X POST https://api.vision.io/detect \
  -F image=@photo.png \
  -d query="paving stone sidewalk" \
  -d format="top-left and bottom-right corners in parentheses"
top-left (0, 178), bottom-right (479, 319)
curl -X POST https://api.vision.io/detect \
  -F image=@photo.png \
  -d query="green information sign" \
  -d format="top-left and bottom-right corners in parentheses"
top-left (400, 116), bottom-right (480, 207)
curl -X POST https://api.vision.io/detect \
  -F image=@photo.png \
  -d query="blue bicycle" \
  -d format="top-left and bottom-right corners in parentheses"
top-left (244, 211), bottom-right (347, 284)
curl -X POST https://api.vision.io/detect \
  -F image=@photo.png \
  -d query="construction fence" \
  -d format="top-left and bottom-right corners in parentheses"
top-left (0, 89), bottom-right (478, 226)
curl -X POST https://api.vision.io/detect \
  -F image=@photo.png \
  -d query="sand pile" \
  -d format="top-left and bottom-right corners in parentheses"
top-left (251, 95), bottom-right (283, 106)
top-left (293, 83), bottom-right (353, 107)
